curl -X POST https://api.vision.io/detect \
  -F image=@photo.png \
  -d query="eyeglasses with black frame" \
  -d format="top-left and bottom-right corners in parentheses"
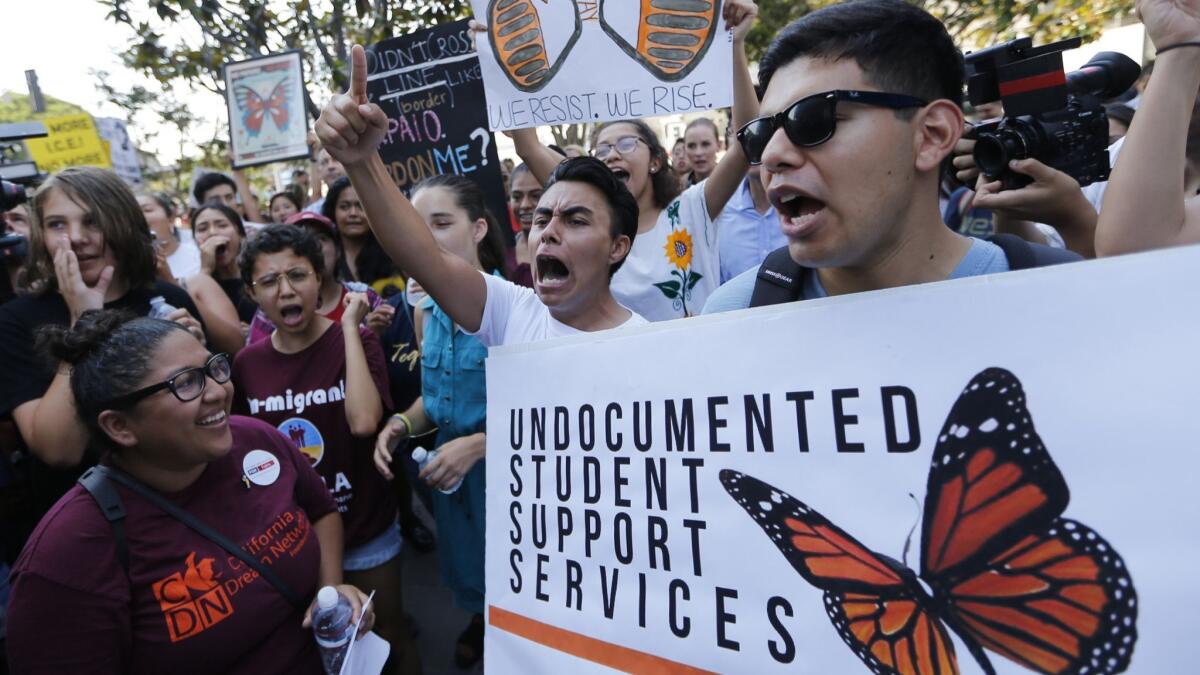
top-left (593, 136), bottom-right (645, 160)
top-left (737, 90), bottom-right (928, 165)
top-left (251, 267), bottom-right (315, 291)
top-left (103, 353), bottom-right (232, 410)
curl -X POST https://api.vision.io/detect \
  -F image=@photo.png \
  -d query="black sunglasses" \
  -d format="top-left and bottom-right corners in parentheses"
top-left (737, 90), bottom-right (928, 165)
top-left (103, 353), bottom-right (232, 410)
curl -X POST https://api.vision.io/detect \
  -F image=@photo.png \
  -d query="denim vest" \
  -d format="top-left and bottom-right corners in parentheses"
top-left (421, 299), bottom-right (488, 447)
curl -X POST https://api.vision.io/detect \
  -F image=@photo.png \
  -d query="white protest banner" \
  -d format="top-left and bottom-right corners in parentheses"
top-left (95, 117), bottom-right (143, 187)
top-left (471, 0), bottom-right (732, 131)
top-left (485, 246), bottom-right (1200, 674)
top-left (223, 51), bottom-right (310, 168)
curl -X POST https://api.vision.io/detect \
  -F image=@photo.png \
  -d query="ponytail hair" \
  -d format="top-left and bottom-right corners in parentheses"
top-left (412, 174), bottom-right (509, 278)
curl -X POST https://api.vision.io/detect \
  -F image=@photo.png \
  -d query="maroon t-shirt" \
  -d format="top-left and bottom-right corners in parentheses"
top-left (232, 322), bottom-right (396, 548)
top-left (6, 416), bottom-right (337, 675)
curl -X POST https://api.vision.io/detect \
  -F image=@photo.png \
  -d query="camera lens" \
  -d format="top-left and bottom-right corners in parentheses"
top-left (0, 181), bottom-right (26, 212)
top-left (974, 132), bottom-right (1021, 177)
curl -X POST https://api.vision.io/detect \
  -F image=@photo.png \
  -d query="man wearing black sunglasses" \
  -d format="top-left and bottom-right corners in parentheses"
top-left (704, 0), bottom-right (1077, 314)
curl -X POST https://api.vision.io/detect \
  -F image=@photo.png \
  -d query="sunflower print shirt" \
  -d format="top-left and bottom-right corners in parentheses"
top-left (610, 181), bottom-right (721, 321)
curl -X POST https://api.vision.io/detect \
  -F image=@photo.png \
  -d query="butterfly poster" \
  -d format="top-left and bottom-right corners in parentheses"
top-left (483, 245), bottom-right (1200, 674)
top-left (470, 0), bottom-right (734, 131)
top-left (364, 21), bottom-right (510, 243)
top-left (222, 51), bottom-right (310, 168)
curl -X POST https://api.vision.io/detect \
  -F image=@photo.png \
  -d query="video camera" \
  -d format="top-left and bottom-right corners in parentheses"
top-left (0, 121), bottom-right (49, 263)
top-left (965, 37), bottom-right (1141, 189)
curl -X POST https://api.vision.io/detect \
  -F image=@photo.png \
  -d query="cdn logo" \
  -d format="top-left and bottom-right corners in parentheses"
top-left (151, 553), bottom-right (233, 642)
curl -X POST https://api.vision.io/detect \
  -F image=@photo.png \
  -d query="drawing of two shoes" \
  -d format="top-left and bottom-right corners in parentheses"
top-left (488, 0), bottom-right (724, 92)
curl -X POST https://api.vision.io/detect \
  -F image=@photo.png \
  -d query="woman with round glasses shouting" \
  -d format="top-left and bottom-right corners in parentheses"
top-left (6, 310), bottom-right (374, 674)
top-left (499, 0), bottom-right (760, 320)
top-left (232, 224), bottom-right (418, 674)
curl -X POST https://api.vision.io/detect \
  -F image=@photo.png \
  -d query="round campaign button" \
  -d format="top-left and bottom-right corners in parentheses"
top-left (242, 449), bottom-right (281, 487)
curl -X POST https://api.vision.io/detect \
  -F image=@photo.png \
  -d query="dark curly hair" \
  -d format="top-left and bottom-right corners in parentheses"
top-left (37, 310), bottom-right (189, 449)
top-left (237, 223), bottom-right (326, 286)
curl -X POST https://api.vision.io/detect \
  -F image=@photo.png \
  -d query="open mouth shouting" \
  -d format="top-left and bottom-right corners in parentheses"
top-left (535, 253), bottom-right (572, 295)
top-left (608, 167), bottom-right (631, 185)
top-left (277, 303), bottom-right (306, 328)
top-left (771, 185), bottom-right (828, 239)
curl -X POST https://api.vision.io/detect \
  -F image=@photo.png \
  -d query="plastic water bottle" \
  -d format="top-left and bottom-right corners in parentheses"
top-left (413, 447), bottom-right (462, 494)
top-left (148, 295), bottom-right (177, 320)
top-left (312, 586), bottom-right (354, 675)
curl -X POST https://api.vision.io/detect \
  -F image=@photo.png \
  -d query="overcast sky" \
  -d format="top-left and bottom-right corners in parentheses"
top-left (2, 1), bottom-right (1146, 169)
top-left (1, 0), bottom-right (225, 163)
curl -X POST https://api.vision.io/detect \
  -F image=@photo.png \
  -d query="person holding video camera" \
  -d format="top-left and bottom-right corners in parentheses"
top-left (703, 0), bottom-right (1080, 315)
top-left (2, 201), bottom-right (31, 304)
top-left (945, 32), bottom-right (1145, 259)
top-left (1095, 0), bottom-right (1200, 255)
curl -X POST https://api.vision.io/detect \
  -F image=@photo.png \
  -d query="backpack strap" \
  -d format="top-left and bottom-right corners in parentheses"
top-left (750, 246), bottom-right (806, 308)
top-left (78, 466), bottom-right (130, 576)
top-left (80, 465), bottom-right (307, 611)
top-left (987, 233), bottom-right (1083, 270)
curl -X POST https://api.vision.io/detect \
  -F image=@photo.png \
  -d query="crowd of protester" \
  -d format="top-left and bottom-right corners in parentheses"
top-left (0, 0), bottom-right (1197, 671)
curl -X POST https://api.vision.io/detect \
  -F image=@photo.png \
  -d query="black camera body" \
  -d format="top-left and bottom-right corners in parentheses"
top-left (965, 37), bottom-right (1141, 190)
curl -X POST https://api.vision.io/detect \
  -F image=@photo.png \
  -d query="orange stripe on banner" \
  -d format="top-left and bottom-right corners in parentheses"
top-left (488, 605), bottom-right (716, 674)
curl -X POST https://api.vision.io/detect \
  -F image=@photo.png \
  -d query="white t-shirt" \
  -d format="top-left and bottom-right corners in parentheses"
top-left (468, 272), bottom-right (646, 347)
top-left (166, 229), bottom-right (202, 279)
top-left (609, 182), bottom-right (720, 321)
top-left (1082, 137), bottom-right (1122, 212)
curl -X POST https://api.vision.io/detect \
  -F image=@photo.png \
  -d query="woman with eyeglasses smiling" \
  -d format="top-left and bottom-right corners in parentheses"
top-left (231, 224), bottom-right (419, 674)
top-left (6, 309), bottom-right (373, 674)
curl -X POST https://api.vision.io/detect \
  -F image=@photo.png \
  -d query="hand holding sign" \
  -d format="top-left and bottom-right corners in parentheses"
top-left (1137, 0), bottom-right (1200, 47)
top-left (723, 0), bottom-right (759, 44)
top-left (315, 45), bottom-right (390, 167)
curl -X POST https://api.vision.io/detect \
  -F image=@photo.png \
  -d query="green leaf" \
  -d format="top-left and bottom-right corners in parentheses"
top-left (654, 281), bottom-right (681, 300)
top-left (686, 271), bottom-right (703, 290)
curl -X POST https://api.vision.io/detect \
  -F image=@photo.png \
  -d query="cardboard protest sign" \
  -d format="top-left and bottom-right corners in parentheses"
top-left (485, 246), bottom-right (1200, 673)
top-left (365, 20), bottom-right (507, 234)
top-left (24, 113), bottom-right (112, 173)
top-left (471, 0), bottom-right (733, 131)
top-left (224, 51), bottom-right (310, 168)
top-left (95, 117), bottom-right (143, 187)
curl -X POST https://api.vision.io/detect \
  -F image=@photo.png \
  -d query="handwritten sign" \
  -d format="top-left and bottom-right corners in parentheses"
top-left (24, 113), bottom-right (112, 173)
top-left (485, 245), bottom-right (1200, 673)
top-left (223, 51), bottom-right (310, 168)
top-left (472, 0), bottom-right (733, 131)
top-left (365, 20), bottom-right (507, 232)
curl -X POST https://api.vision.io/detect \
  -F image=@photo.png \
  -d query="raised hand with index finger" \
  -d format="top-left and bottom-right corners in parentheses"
top-left (315, 45), bottom-right (390, 167)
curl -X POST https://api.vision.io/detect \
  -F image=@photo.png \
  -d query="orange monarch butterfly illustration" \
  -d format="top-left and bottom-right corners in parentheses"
top-left (486, 0), bottom-right (721, 91)
top-left (601, 0), bottom-right (723, 81)
top-left (234, 79), bottom-right (290, 137)
top-left (721, 368), bottom-right (1137, 674)
top-left (488, 0), bottom-right (582, 92)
